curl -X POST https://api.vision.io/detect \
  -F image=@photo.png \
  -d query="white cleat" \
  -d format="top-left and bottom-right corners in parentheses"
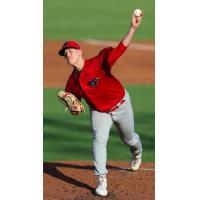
top-left (95, 175), bottom-right (108, 197)
top-left (131, 153), bottom-right (142, 171)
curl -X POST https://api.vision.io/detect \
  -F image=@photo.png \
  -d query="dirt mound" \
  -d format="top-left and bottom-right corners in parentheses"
top-left (44, 161), bottom-right (155, 200)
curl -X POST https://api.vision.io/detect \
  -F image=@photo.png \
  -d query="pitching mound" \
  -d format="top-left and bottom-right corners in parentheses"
top-left (44, 161), bottom-right (154, 200)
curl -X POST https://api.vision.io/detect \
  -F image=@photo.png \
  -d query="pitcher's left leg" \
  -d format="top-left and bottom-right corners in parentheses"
top-left (111, 91), bottom-right (142, 169)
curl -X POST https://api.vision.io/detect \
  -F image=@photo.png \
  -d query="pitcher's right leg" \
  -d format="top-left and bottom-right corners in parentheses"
top-left (90, 109), bottom-right (113, 176)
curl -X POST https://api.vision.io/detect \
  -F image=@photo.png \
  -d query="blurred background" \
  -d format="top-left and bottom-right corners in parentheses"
top-left (44, 0), bottom-right (155, 162)
top-left (44, 0), bottom-right (154, 40)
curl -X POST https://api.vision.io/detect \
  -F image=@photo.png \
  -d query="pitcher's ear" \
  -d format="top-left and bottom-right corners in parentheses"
top-left (78, 49), bottom-right (83, 56)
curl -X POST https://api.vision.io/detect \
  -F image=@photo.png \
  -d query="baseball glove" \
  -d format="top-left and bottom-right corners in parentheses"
top-left (57, 91), bottom-right (85, 115)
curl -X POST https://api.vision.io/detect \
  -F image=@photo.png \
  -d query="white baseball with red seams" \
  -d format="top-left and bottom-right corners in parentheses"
top-left (133, 9), bottom-right (143, 17)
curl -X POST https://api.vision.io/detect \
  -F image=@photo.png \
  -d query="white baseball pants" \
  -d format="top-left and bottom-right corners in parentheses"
top-left (90, 90), bottom-right (142, 176)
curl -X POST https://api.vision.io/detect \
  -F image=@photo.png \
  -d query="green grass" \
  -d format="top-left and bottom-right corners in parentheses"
top-left (44, 0), bottom-right (155, 40)
top-left (43, 85), bottom-right (155, 162)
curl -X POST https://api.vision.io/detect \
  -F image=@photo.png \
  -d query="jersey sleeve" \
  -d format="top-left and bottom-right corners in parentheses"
top-left (65, 78), bottom-right (73, 93)
top-left (98, 41), bottom-right (127, 69)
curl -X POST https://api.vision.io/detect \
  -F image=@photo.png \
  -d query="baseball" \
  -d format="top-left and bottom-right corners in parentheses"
top-left (133, 9), bottom-right (143, 17)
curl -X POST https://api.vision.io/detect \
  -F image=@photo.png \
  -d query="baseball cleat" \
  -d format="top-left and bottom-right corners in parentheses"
top-left (131, 153), bottom-right (142, 171)
top-left (95, 175), bottom-right (108, 197)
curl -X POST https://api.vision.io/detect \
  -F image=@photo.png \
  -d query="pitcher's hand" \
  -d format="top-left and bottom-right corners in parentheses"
top-left (131, 12), bottom-right (143, 29)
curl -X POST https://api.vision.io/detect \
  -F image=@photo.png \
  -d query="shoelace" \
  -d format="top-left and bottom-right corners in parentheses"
top-left (98, 177), bottom-right (107, 185)
top-left (99, 177), bottom-right (106, 182)
top-left (132, 155), bottom-right (141, 163)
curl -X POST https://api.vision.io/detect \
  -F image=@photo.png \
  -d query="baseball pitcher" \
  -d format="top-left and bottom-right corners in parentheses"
top-left (58, 10), bottom-right (143, 197)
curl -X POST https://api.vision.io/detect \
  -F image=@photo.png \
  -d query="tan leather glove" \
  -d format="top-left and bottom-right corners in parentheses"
top-left (57, 91), bottom-right (85, 115)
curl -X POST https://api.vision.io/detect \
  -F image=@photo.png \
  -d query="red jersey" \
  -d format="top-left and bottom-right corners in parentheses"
top-left (65, 41), bottom-right (127, 112)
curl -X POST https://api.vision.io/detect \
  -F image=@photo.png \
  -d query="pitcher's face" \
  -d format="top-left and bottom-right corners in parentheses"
top-left (64, 48), bottom-right (82, 66)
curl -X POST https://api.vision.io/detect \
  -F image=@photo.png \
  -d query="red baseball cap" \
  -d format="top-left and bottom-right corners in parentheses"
top-left (58, 41), bottom-right (81, 56)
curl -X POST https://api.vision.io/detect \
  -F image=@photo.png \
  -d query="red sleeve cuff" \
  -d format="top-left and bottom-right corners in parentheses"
top-left (119, 40), bottom-right (128, 50)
